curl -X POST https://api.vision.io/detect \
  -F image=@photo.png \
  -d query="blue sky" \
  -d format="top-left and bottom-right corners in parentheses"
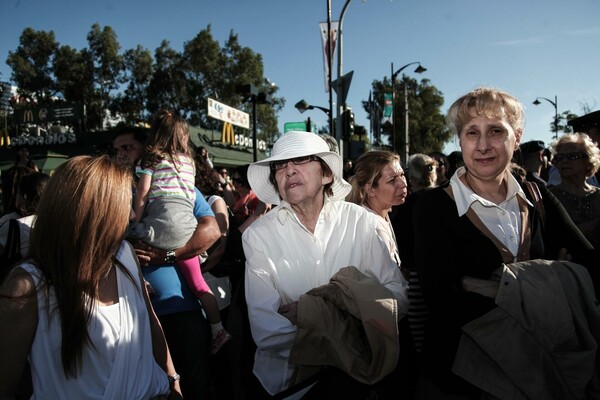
top-left (1, 0), bottom-right (599, 155)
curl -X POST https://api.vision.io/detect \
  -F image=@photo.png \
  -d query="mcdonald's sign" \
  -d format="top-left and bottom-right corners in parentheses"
top-left (222, 122), bottom-right (235, 145)
top-left (23, 109), bottom-right (34, 123)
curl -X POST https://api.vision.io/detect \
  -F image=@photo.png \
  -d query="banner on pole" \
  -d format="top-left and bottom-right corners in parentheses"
top-left (319, 21), bottom-right (339, 93)
top-left (382, 93), bottom-right (393, 124)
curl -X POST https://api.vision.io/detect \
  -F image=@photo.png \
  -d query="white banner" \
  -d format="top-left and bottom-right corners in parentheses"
top-left (207, 98), bottom-right (250, 129)
top-left (320, 21), bottom-right (339, 93)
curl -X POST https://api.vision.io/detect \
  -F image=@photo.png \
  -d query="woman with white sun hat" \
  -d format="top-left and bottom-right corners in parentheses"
top-left (242, 131), bottom-right (408, 398)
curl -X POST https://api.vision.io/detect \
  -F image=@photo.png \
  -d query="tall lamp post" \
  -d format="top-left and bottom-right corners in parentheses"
top-left (295, 99), bottom-right (331, 132)
top-left (533, 95), bottom-right (558, 139)
top-left (236, 84), bottom-right (272, 162)
top-left (390, 62), bottom-right (426, 164)
top-left (334, 0), bottom-right (353, 158)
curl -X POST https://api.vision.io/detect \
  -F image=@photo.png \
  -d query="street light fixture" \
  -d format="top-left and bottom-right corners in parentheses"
top-left (390, 61), bottom-right (427, 165)
top-left (295, 99), bottom-right (331, 117)
top-left (533, 95), bottom-right (559, 139)
top-left (295, 99), bottom-right (330, 133)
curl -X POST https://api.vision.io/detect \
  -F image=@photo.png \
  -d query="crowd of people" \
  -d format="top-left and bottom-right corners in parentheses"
top-left (0, 86), bottom-right (599, 400)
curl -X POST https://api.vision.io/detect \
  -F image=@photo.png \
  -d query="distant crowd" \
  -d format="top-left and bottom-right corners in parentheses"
top-left (1, 86), bottom-right (599, 400)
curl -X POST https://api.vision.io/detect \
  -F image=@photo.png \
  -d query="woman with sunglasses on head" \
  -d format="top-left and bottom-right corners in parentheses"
top-left (548, 132), bottom-right (600, 248)
top-left (413, 87), bottom-right (598, 398)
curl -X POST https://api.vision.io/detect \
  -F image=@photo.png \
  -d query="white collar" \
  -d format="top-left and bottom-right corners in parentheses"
top-left (450, 166), bottom-right (532, 216)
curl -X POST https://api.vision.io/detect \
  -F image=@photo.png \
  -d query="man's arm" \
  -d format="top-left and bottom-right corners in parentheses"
top-left (135, 215), bottom-right (220, 265)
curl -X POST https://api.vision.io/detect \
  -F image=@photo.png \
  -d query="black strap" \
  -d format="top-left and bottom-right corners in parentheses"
top-left (524, 181), bottom-right (545, 230)
top-left (1, 218), bottom-right (22, 280)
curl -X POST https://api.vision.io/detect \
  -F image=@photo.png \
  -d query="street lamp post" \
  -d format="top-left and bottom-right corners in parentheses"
top-left (533, 95), bottom-right (559, 139)
top-left (390, 61), bottom-right (426, 164)
top-left (236, 84), bottom-right (272, 162)
top-left (335, 0), bottom-right (353, 158)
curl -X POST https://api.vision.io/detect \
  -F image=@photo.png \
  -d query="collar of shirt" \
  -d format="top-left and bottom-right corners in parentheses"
top-left (276, 196), bottom-right (336, 226)
top-left (450, 166), bottom-right (533, 216)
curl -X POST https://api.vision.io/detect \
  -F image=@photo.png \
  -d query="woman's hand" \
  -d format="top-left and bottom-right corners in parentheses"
top-left (278, 301), bottom-right (299, 325)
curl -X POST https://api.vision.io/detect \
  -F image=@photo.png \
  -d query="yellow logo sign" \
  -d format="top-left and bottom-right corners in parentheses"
top-left (222, 122), bottom-right (235, 145)
top-left (23, 109), bottom-right (34, 123)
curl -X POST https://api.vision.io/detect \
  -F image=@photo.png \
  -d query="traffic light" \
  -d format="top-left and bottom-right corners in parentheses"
top-left (343, 108), bottom-right (355, 139)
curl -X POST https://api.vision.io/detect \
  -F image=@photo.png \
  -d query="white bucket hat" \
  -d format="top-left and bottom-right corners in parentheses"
top-left (247, 131), bottom-right (351, 205)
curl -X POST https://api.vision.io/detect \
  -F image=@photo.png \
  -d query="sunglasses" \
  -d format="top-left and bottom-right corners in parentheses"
top-left (270, 155), bottom-right (319, 171)
top-left (554, 152), bottom-right (587, 163)
top-left (232, 177), bottom-right (244, 184)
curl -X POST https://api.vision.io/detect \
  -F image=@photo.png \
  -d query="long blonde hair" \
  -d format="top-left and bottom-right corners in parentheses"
top-left (346, 151), bottom-right (401, 205)
top-left (29, 155), bottom-right (132, 377)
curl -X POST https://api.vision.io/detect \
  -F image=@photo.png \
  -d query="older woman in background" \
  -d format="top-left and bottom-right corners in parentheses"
top-left (548, 132), bottom-right (600, 247)
top-left (0, 156), bottom-right (180, 399)
top-left (413, 87), bottom-right (597, 398)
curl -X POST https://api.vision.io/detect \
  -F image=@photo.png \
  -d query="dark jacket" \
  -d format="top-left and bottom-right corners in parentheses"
top-left (413, 180), bottom-right (598, 396)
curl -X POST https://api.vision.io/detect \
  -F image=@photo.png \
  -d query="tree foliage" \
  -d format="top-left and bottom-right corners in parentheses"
top-left (363, 76), bottom-right (450, 157)
top-left (5, 24), bottom-right (282, 137)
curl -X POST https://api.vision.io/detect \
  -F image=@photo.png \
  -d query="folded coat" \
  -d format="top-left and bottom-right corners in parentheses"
top-left (289, 266), bottom-right (399, 386)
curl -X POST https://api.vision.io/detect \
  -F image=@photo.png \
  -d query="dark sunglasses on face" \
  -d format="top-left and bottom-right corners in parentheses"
top-left (232, 177), bottom-right (244, 184)
top-left (554, 152), bottom-right (587, 163)
top-left (270, 155), bottom-right (319, 171)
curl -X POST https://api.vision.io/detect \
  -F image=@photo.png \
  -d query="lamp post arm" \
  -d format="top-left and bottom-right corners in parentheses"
top-left (391, 61), bottom-right (422, 81)
top-left (314, 105), bottom-right (332, 117)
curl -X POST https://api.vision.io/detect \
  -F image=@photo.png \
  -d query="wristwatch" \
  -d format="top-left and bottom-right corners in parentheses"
top-left (164, 250), bottom-right (177, 264)
top-left (168, 373), bottom-right (181, 385)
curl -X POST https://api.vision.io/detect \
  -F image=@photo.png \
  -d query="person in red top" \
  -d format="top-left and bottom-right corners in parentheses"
top-left (224, 165), bottom-right (260, 224)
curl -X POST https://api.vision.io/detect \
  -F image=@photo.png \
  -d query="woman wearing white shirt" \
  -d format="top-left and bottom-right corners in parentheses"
top-left (243, 132), bottom-right (408, 398)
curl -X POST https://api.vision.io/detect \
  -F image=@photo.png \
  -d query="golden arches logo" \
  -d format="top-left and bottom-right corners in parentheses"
top-left (222, 122), bottom-right (235, 145)
top-left (23, 109), bottom-right (34, 123)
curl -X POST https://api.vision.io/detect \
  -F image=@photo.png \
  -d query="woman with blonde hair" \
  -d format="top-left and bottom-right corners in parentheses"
top-left (549, 132), bottom-right (600, 247)
top-left (0, 155), bottom-right (181, 399)
top-left (413, 87), bottom-right (597, 397)
top-left (347, 150), bottom-right (408, 267)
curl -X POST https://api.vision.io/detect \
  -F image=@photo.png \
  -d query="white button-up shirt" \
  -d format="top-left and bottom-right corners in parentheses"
top-left (242, 197), bottom-right (408, 395)
top-left (450, 167), bottom-right (532, 259)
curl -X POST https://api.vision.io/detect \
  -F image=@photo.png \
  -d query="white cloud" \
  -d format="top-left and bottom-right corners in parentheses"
top-left (564, 26), bottom-right (600, 36)
top-left (491, 37), bottom-right (543, 47)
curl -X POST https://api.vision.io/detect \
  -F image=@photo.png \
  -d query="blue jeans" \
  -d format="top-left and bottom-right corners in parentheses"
top-left (159, 310), bottom-right (210, 400)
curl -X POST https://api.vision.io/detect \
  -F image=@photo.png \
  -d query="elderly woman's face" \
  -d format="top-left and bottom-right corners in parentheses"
top-left (275, 157), bottom-right (333, 207)
top-left (554, 141), bottom-right (590, 180)
top-left (459, 114), bottom-right (521, 182)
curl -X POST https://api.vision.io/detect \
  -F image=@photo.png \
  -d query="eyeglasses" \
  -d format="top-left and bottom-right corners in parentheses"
top-left (232, 177), bottom-right (244, 184)
top-left (554, 152), bottom-right (587, 163)
top-left (270, 155), bottom-right (320, 171)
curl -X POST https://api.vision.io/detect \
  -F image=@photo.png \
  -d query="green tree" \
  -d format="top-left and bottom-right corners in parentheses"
top-left (363, 76), bottom-right (449, 157)
top-left (147, 40), bottom-right (188, 115)
top-left (6, 28), bottom-right (59, 102)
top-left (115, 45), bottom-right (153, 123)
top-left (556, 110), bottom-right (579, 135)
top-left (87, 23), bottom-right (123, 128)
top-left (53, 45), bottom-right (94, 105)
